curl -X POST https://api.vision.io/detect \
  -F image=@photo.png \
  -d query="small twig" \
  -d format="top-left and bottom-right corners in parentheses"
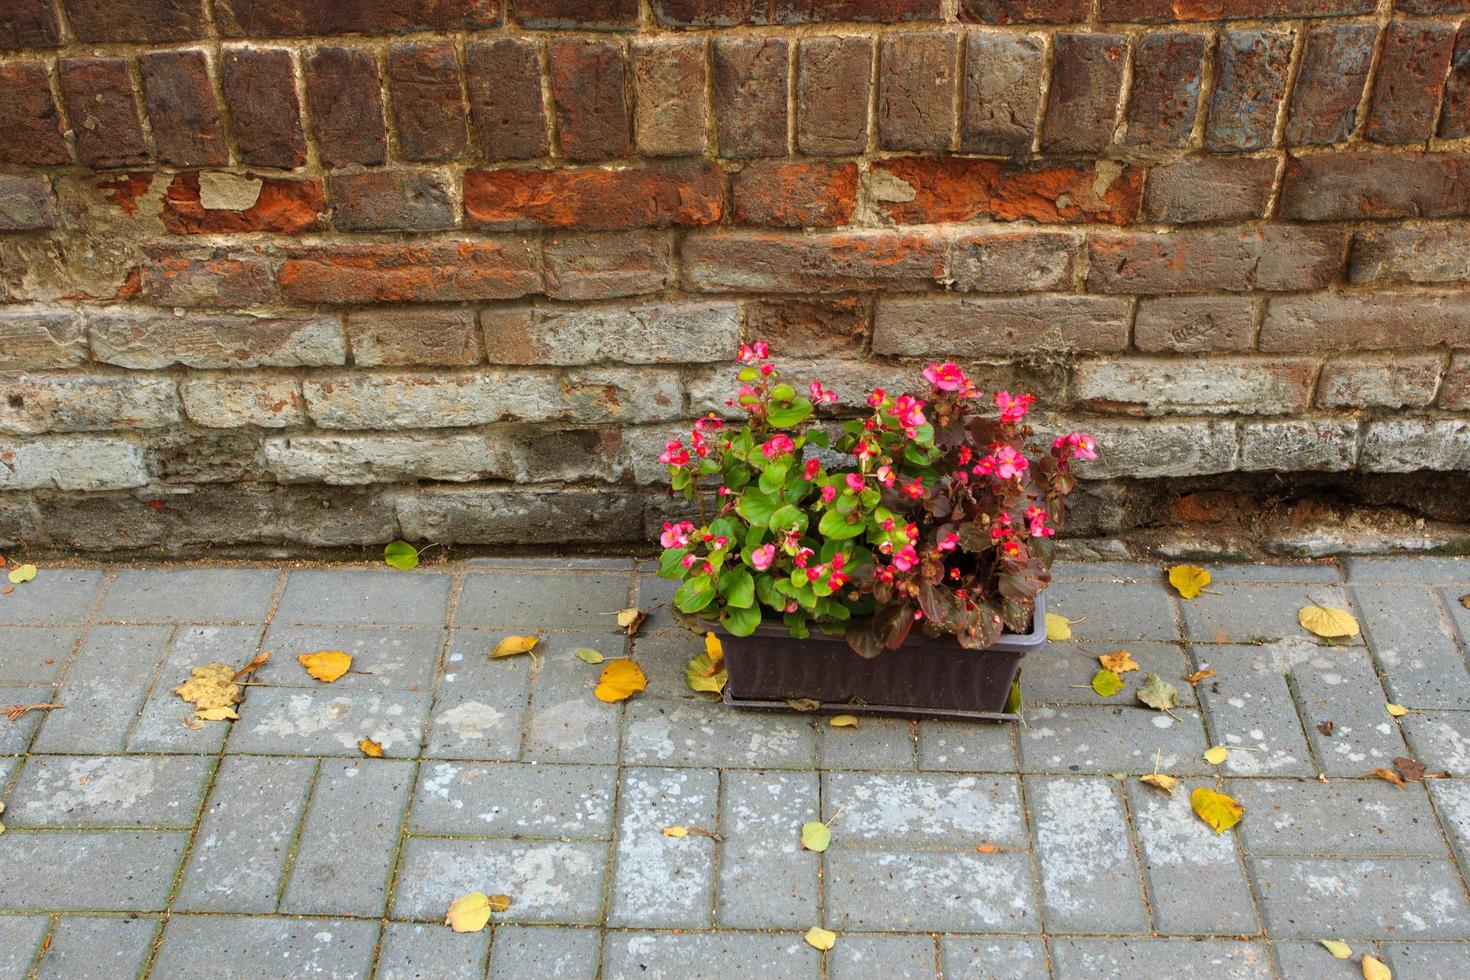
top-left (4, 702), bottom-right (64, 721)
top-left (823, 805), bottom-right (846, 829)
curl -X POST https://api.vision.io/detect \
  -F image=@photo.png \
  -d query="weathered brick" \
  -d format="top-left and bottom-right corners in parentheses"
top-left (1366, 20), bottom-right (1455, 145)
top-left (1134, 296), bottom-right (1257, 353)
top-left (1442, 353), bottom-right (1470, 409)
top-left (1285, 24), bottom-right (1376, 146)
top-left (397, 486), bottom-right (644, 544)
top-left (139, 50), bottom-right (228, 168)
top-left (0, 435), bottom-right (148, 491)
top-left (162, 172), bottom-right (325, 235)
top-left (632, 38), bottom-right (708, 157)
top-left (389, 42), bottom-right (470, 162)
top-left (0, 62), bottom-right (69, 165)
top-left (221, 47), bottom-right (306, 169)
top-left (774, 0), bottom-right (940, 21)
top-left (267, 429), bottom-right (619, 485)
top-left (1317, 354), bottom-right (1445, 408)
top-left (878, 31), bottom-right (959, 151)
top-left (1362, 418), bottom-right (1470, 471)
top-left (543, 231), bottom-right (673, 300)
top-left (1073, 356), bottom-right (1316, 416)
top-left (329, 170), bottom-right (455, 232)
top-left (0, 375), bottom-right (179, 435)
top-left (347, 308), bottom-right (481, 366)
top-left (1142, 157), bottom-right (1275, 224)
top-left (1239, 418), bottom-right (1358, 471)
top-left (650, 0), bottom-right (765, 27)
top-left (514, 0), bottom-right (638, 28)
top-left (280, 241), bottom-right (540, 304)
top-left (1440, 24), bottom-right (1470, 139)
top-left (1400, 0), bottom-right (1470, 11)
top-left (797, 35), bottom-right (872, 156)
top-left (948, 230), bottom-right (1076, 293)
top-left (467, 38), bottom-right (549, 161)
top-left (90, 309), bottom-right (345, 370)
top-left (958, 0), bottom-right (1087, 22)
top-left (61, 0), bottom-right (204, 42)
top-left (1281, 152), bottom-right (1470, 221)
top-left (1063, 419), bottom-right (1238, 479)
top-left (874, 295), bottom-right (1130, 356)
top-left (1086, 227), bottom-right (1346, 294)
top-left (871, 157), bottom-right (1142, 225)
top-left (303, 371), bottom-right (567, 429)
top-left (215, 0), bottom-right (502, 36)
top-left (0, 175), bottom-right (55, 231)
top-left (481, 300), bottom-right (739, 364)
top-left (181, 376), bottom-right (306, 428)
top-left (1349, 226), bottom-right (1470, 286)
top-left (959, 32), bottom-right (1041, 155)
top-left (682, 229), bottom-right (944, 293)
top-left (1261, 290), bottom-right (1470, 351)
top-left (139, 246), bottom-right (278, 308)
top-left (1041, 34), bottom-right (1127, 154)
top-left (0, 306), bottom-right (84, 369)
top-left (0, 0), bottom-right (60, 48)
top-left (549, 39), bottom-right (632, 161)
top-left (305, 47), bottom-right (387, 168)
top-left (712, 36), bottom-right (789, 158)
top-left (1124, 32), bottom-right (1207, 151)
top-left (743, 297), bottom-right (868, 356)
top-left (1205, 30), bottom-right (1293, 152)
top-left (58, 58), bottom-right (148, 170)
top-left (463, 163), bottom-right (724, 230)
top-left (1100, 0), bottom-right (1372, 20)
top-left (733, 161), bottom-right (857, 227)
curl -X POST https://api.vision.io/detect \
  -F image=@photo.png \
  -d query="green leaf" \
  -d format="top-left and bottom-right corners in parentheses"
top-left (1137, 672), bottom-right (1179, 711)
top-left (658, 547), bottom-right (688, 578)
top-left (723, 602), bottom-right (761, 636)
top-left (685, 650), bottom-right (727, 694)
top-left (767, 398), bottom-right (814, 428)
top-left (758, 459), bottom-right (789, 495)
top-left (674, 576), bottom-right (716, 614)
top-left (721, 567), bottom-right (756, 608)
top-left (736, 491), bottom-right (777, 527)
top-left (768, 504), bottom-right (806, 533)
top-left (805, 430), bottom-right (830, 449)
top-left (384, 540), bottom-right (420, 570)
top-left (770, 382), bottom-right (796, 401)
top-left (1003, 677), bottom-right (1022, 714)
top-left (1090, 669), bottom-right (1123, 697)
top-left (818, 508), bottom-right (866, 540)
top-left (755, 574), bottom-right (783, 610)
top-left (800, 820), bottom-right (831, 852)
top-left (575, 647), bottom-right (606, 665)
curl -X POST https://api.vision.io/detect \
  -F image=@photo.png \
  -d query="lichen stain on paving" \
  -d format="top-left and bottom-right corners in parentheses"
top-left (529, 699), bottom-right (601, 752)
top-left (17, 757), bottom-right (157, 821)
top-left (435, 701), bottom-right (505, 741)
top-left (837, 775), bottom-right (1020, 843)
top-left (250, 692), bottom-right (413, 752)
top-left (1034, 779), bottom-right (1119, 912)
top-left (1134, 789), bottom-right (1235, 868)
top-left (869, 852), bottom-right (1029, 927)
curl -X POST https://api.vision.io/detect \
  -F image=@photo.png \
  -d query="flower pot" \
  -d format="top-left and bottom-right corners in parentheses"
top-left (720, 594), bottom-right (1047, 722)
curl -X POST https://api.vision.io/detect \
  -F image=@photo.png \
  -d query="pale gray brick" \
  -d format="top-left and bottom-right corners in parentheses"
top-left (601, 932), bottom-right (818, 980)
top-left (0, 567), bottom-right (103, 623)
top-left (1029, 775), bottom-right (1148, 934)
top-left (489, 926), bottom-right (600, 980)
top-left (0, 917), bottom-right (47, 976)
top-left (151, 916), bottom-right (378, 978)
top-left (1290, 641), bottom-right (1408, 776)
top-left (1194, 645), bottom-right (1314, 775)
top-left (392, 838), bottom-right (606, 924)
top-left (632, 631), bottom-right (711, 702)
top-left (916, 719), bottom-right (1016, 772)
top-left (1183, 584), bottom-right (1359, 644)
top-left (425, 632), bottom-right (528, 761)
top-left (0, 435), bottom-right (147, 491)
top-left (8, 754), bottom-right (213, 828)
top-left (99, 567), bottom-right (277, 622)
top-left (129, 624), bottom-right (263, 754)
top-left (0, 686), bottom-right (49, 753)
top-left (1429, 780), bottom-right (1470, 872)
top-left (227, 688), bottom-right (432, 758)
top-left (623, 698), bottom-right (817, 768)
top-left (455, 571), bottom-right (632, 630)
top-left (819, 715), bottom-right (915, 770)
top-left (1383, 942), bottom-right (1470, 980)
top-left (0, 831), bottom-right (187, 910)
top-left (1025, 640), bottom-right (1195, 706)
top-left (409, 762), bottom-right (615, 839)
top-left (717, 770), bottom-right (819, 930)
top-left (0, 626), bottom-right (77, 684)
top-left (1051, 939), bottom-right (1274, 979)
top-left (281, 758), bottom-right (414, 917)
top-left (33, 625), bottom-right (172, 753)
top-left (824, 772), bottom-right (1026, 847)
top-left (609, 767), bottom-right (718, 929)
top-left (940, 937), bottom-right (1048, 980)
top-left (829, 935), bottom-right (935, 980)
top-left (276, 569), bottom-right (451, 625)
top-left (1234, 778), bottom-right (1444, 857)
top-left (1403, 711), bottom-right (1470, 776)
top-left (36, 915), bottom-right (157, 980)
top-left (1251, 858), bottom-right (1470, 938)
top-left (1276, 940), bottom-right (1380, 980)
top-left (258, 625), bottom-right (441, 692)
top-left (826, 849), bottom-right (1037, 933)
top-left (523, 632), bottom-right (627, 765)
top-left (1051, 561), bottom-right (1160, 583)
top-left (1206, 563), bottom-right (1343, 583)
top-left (1020, 706), bottom-right (1211, 775)
top-left (1347, 557), bottom-right (1470, 584)
top-left (1046, 580), bottom-right (1180, 641)
top-left (377, 922), bottom-right (489, 980)
top-left (1355, 586), bottom-right (1470, 709)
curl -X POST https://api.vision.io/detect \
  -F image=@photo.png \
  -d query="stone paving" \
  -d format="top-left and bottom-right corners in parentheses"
top-left (0, 556), bottom-right (1469, 978)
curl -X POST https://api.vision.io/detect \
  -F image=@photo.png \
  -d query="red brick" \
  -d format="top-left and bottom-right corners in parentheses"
top-left (773, 0), bottom-right (941, 21)
top-left (1123, 32), bottom-right (1206, 151)
top-left (633, 38), bottom-right (709, 157)
top-left (0, 63), bottom-right (68, 165)
top-left (1442, 353), bottom-right (1470, 410)
top-left (513, 0), bottom-right (638, 28)
top-left (549, 39), bottom-right (632, 161)
top-left (1099, 0), bottom-right (1372, 20)
top-left (0, 0), bottom-right (61, 48)
top-left (1041, 33), bottom-right (1127, 154)
top-left (871, 157), bottom-right (1142, 225)
top-left (162, 172), bottom-right (326, 234)
top-left (139, 246), bottom-right (279, 308)
top-left (796, 36), bottom-right (872, 156)
top-left (215, 0), bottom-right (502, 36)
top-left (1401, 0), bottom-right (1470, 11)
top-left (464, 162), bottom-right (724, 231)
top-left (1279, 152), bottom-right (1470, 221)
top-left (712, 36), bottom-right (789, 158)
top-left (1285, 24), bottom-right (1376, 146)
top-left (279, 241), bottom-right (540, 304)
top-left (733, 161), bottom-right (857, 227)
top-left (59, 58), bottom-right (147, 170)
top-left (949, 230), bottom-right (1076, 292)
top-left (222, 48), bottom-right (306, 169)
top-left (1440, 24), bottom-right (1470, 139)
top-left (543, 231), bottom-right (673, 300)
top-left (61, 0), bottom-right (204, 42)
top-left (1366, 20), bottom-right (1455, 145)
top-left (1142, 157), bottom-right (1275, 224)
top-left (305, 46), bottom-right (387, 168)
top-left (650, 0), bottom-right (764, 26)
top-left (1087, 227), bottom-right (1346, 294)
top-left (139, 50), bottom-right (228, 168)
top-left (743, 297), bottom-right (868, 355)
top-left (682, 229), bottom-right (946, 293)
top-left (389, 42), bottom-right (470, 162)
top-left (961, 32), bottom-right (1043, 155)
top-left (329, 170), bottom-right (455, 232)
top-left (958, 0), bottom-right (1087, 22)
top-left (1204, 29), bottom-right (1293, 152)
top-left (467, 38), bottom-right (548, 161)
top-left (878, 31), bottom-right (959, 151)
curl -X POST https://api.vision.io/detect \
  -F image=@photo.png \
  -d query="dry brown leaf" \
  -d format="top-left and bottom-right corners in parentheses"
top-left (180, 715), bottom-right (204, 731)
top-left (359, 738), bottom-right (384, 758)
top-left (787, 698), bottom-right (821, 712)
top-left (616, 607), bottom-right (647, 636)
top-left (491, 636), bottom-right (538, 659)
top-left (686, 826), bottom-right (725, 842)
top-left (1099, 651), bottom-right (1139, 674)
top-left (1183, 669), bottom-right (1216, 685)
top-left (1318, 720), bottom-right (1334, 736)
top-left (1460, 593), bottom-right (1470, 610)
top-left (298, 651), bottom-right (352, 682)
top-left (1373, 768), bottom-right (1405, 789)
top-left (975, 843), bottom-right (999, 853)
top-left (487, 894), bottom-right (511, 913)
top-left (232, 651), bottom-right (270, 682)
top-left (1140, 773), bottom-right (1179, 795)
top-left (1392, 757), bottom-right (1427, 782)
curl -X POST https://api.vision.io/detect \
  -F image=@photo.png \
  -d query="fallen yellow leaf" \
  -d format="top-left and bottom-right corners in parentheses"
top-left (662, 825), bottom-right (688, 838)
top-left (1183, 669), bottom-right (1216, 685)
top-left (1204, 745), bottom-right (1230, 765)
top-left (1140, 773), bottom-right (1179, 795)
top-left (594, 659), bottom-right (647, 703)
top-left (1099, 650), bottom-right (1139, 674)
top-left (1091, 669), bottom-right (1123, 697)
top-left (1191, 787), bottom-right (1244, 833)
top-left (174, 663), bottom-right (241, 712)
top-left (800, 820), bottom-right (831, 852)
top-left (359, 738), bottom-right (384, 758)
top-left (804, 926), bottom-right (837, 951)
top-left (7, 564), bottom-right (36, 584)
top-left (616, 607), bottom-right (647, 635)
top-left (829, 715), bottom-right (859, 728)
top-left (1045, 612), bottom-right (1073, 641)
top-left (1373, 767), bottom-right (1405, 789)
top-left (685, 650), bottom-right (727, 695)
top-left (1386, 703), bottom-right (1409, 717)
top-left (1362, 953), bottom-right (1391, 980)
top-left (491, 636), bottom-right (538, 659)
top-left (705, 631), bottom-right (724, 666)
top-left (195, 706), bottom-right (239, 721)
top-left (1298, 604), bottom-right (1360, 639)
top-left (487, 894), bottom-right (511, 913)
top-left (445, 892), bottom-right (492, 933)
top-left (1168, 564), bottom-right (1211, 600)
top-left (299, 650), bottom-right (352, 682)
top-left (1319, 939), bottom-right (1352, 959)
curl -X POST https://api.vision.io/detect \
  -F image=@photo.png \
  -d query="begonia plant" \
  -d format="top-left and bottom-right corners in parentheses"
top-left (657, 343), bottom-right (1097, 658)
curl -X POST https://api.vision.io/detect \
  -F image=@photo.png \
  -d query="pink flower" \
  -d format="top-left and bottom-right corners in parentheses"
top-left (751, 543), bottom-right (776, 571)
top-left (820, 485), bottom-right (837, 504)
top-left (761, 434), bottom-right (795, 458)
top-left (660, 520), bottom-right (694, 549)
top-left (713, 535), bottom-right (728, 549)
top-left (1053, 432), bottom-right (1099, 461)
top-left (876, 465), bottom-right (896, 488)
top-left (845, 473), bottom-right (866, 492)
top-left (804, 458), bottom-right (821, 480)
top-left (659, 439), bottom-right (689, 466)
top-left (793, 547), bottom-right (814, 569)
top-left (881, 517), bottom-right (895, 531)
top-left (808, 380), bottom-right (839, 405)
top-left (901, 477), bottom-right (925, 500)
top-left (892, 545), bottom-right (919, 572)
top-left (760, 363), bottom-right (774, 376)
top-left (867, 387), bottom-right (887, 408)
top-left (939, 531), bottom-right (959, 551)
top-left (681, 553), bottom-right (698, 568)
top-left (922, 361), bottom-right (967, 392)
top-left (992, 445), bottom-right (1029, 481)
top-left (738, 341), bottom-right (769, 363)
top-left (693, 415), bottom-right (723, 433)
top-left (892, 394), bottom-right (927, 437)
top-left (994, 390), bottom-right (1035, 424)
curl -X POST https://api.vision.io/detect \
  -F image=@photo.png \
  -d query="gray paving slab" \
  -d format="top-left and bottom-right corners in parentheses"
top-left (0, 568), bottom-right (104, 623)
top-left (473, 556), bottom-right (636, 571)
top-left (1045, 580), bottom-right (1181, 641)
top-left (151, 915), bottom-right (379, 978)
top-left (173, 754), bottom-right (315, 913)
top-left (631, 631), bottom-right (711, 701)
top-left (1202, 563), bottom-right (1343, 583)
top-left (1194, 644), bottom-right (1316, 775)
top-left (601, 931), bottom-right (818, 980)
top-left (0, 626), bottom-right (77, 685)
top-left (0, 916), bottom-right (48, 977)
top-left (1354, 585), bottom-right (1470, 709)
top-left (32, 624), bottom-right (172, 753)
top-left (717, 769), bottom-right (819, 929)
top-left (916, 719), bottom-right (1017, 772)
top-left (488, 925), bottom-right (600, 980)
top-left (0, 685), bottom-right (53, 753)
top-left (1028, 775), bottom-right (1149, 934)
top-left (393, 837), bottom-right (607, 924)
top-left (1428, 779), bottom-right (1470, 872)
top-left (7, 754), bottom-right (213, 828)
top-left (1403, 710), bottom-right (1470, 775)
top-left (99, 566), bottom-right (278, 622)
top-left (1445, 586), bottom-right (1470, 644)
top-left (523, 632), bottom-right (627, 765)
top-left (633, 573), bottom-right (682, 632)
top-left (1290, 641), bottom-right (1410, 776)
top-left (281, 757), bottom-right (414, 916)
top-left (36, 915), bottom-right (157, 980)
top-left (819, 715), bottom-right (916, 769)
top-left (1024, 640), bottom-right (1196, 706)
top-left (409, 761), bottom-right (615, 839)
top-left (1019, 705), bottom-right (1211, 775)
top-left (1347, 557), bottom-right (1470, 584)
top-left (377, 921), bottom-right (489, 980)
top-left (623, 697), bottom-right (817, 769)
top-left (258, 625), bottom-right (442, 691)
top-left (608, 767), bottom-right (718, 929)
top-left (425, 631), bottom-right (529, 761)
top-left (1275, 940), bottom-right (1381, 980)
top-left (0, 831), bottom-right (187, 910)
top-left (1232, 778), bottom-right (1446, 857)
top-left (276, 569), bottom-right (451, 625)
top-left (1050, 939), bottom-right (1274, 979)
top-left (825, 848), bottom-right (1038, 933)
top-left (1051, 560), bottom-right (1165, 582)
top-left (455, 571), bottom-right (632, 630)
top-left (939, 937), bottom-right (1049, 980)
top-left (128, 624), bottom-right (263, 754)
top-left (227, 687), bottom-right (432, 757)
top-left (823, 772), bottom-right (1026, 848)
top-left (1250, 857), bottom-right (1470, 939)
top-left (1183, 583), bottom-right (1362, 645)
top-left (1382, 941), bottom-right (1470, 980)
top-left (828, 934), bottom-right (935, 980)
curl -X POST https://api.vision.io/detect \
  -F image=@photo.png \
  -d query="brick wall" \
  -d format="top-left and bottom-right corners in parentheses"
top-left (1, 0), bottom-right (1468, 554)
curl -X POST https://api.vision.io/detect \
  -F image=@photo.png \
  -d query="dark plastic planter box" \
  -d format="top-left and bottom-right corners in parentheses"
top-left (720, 593), bottom-right (1047, 722)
